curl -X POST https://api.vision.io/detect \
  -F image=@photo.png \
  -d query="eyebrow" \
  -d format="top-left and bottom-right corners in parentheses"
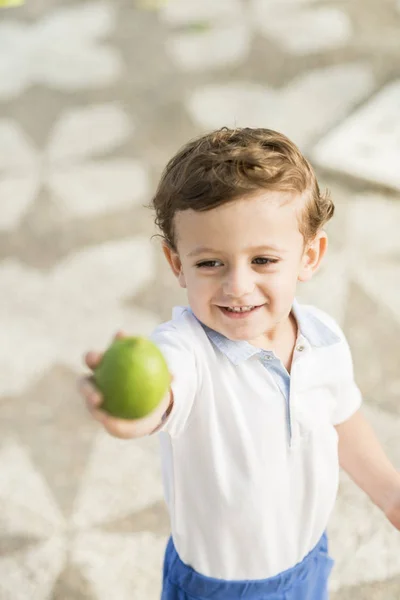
top-left (187, 245), bottom-right (287, 258)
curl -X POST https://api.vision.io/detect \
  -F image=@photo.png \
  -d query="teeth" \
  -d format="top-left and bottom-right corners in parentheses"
top-left (225, 306), bottom-right (254, 313)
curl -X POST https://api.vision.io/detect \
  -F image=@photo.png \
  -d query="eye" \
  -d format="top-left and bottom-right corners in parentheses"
top-left (253, 257), bottom-right (279, 265)
top-left (196, 260), bottom-right (223, 268)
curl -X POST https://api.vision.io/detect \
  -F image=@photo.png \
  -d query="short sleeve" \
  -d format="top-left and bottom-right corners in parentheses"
top-left (149, 325), bottom-right (197, 437)
top-left (331, 334), bottom-right (362, 425)
top-left (304, 304), bottom-right (363, 426)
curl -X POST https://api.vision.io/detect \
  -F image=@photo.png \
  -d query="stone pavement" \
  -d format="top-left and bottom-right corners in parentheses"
top-left (0, 0), bottom-right (400, 598)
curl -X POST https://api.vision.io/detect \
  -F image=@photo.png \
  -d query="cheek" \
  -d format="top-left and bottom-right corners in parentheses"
top-left (261, 268), bottom-right (298, 296)
top-left (185, 271), bottom-right (206, 291)
top-left (186, 272), bottom-right (219, 299)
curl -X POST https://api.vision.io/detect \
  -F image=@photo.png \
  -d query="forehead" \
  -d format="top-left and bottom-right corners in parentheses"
top-left (174, 190), bottom-right (305, 251)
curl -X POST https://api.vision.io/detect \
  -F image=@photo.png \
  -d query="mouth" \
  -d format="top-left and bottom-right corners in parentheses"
top-left (217, 304), bottom-right (264, 319)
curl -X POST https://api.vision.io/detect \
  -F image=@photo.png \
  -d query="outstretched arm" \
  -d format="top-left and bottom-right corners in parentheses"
top-left (80, 346), bottom-right (173, 439)
top-left (335, 409), bottom-right (400, 530)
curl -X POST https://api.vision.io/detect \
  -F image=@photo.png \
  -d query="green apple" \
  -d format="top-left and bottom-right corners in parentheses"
top-left (94, 337), bottom-right (170, 419)
top-left (0, 0), bottom-right (24, 7)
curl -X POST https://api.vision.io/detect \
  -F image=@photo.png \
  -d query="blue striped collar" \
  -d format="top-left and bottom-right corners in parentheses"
top-left (291, 299), bottom-right (340, 347)
top-left (189, 299), bottom-right (340, 365)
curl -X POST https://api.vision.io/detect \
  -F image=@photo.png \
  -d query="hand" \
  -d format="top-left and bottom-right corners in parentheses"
top-left (79, 331), bottom-right (172, 439)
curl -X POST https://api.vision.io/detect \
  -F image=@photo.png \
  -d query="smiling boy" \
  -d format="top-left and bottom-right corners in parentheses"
top-left (80, 128), bottom-right (400, 599)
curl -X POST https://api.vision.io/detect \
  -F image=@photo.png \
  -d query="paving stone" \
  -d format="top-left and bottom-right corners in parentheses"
top-left (161, 0), bottom-right (249, 71)
top-left (313, 81), bottom-right (400, 191)
top-left (186, 64), bottom-right (374, 149)
top-left (0, 238), bottom-right (158, 397)
top-left (1, 0), bottom-right (400, 598)
top-left (0, 104), bottom-right (149, 231)
top-left (328, 405), bottom-right (400, 591)
top-left (0, 2), bottom-right (122, 100)
top-left (251, 0), bottom-right (353, 55)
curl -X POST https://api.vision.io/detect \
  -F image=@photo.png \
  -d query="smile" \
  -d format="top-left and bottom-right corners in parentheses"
top-left (218, 305), bottom-right (264, 319)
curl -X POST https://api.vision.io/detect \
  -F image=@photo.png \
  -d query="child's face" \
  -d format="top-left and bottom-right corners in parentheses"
top-left (164, 190), bottom-right (326, 344)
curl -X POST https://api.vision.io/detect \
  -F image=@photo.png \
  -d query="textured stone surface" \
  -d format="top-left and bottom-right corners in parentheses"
top-left (313, 82), bottom-right (400, 191)
top-left (1, 0), bottom-right (400, 598)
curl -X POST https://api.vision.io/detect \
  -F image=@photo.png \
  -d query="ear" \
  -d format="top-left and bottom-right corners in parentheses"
top-left (298, 231), bottom-right (328, 282)
top-left (162, 242), bottom-right (187, 288)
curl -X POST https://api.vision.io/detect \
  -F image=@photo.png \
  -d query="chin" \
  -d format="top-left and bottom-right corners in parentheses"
top-left (222, 325), bottom-right (258, 342)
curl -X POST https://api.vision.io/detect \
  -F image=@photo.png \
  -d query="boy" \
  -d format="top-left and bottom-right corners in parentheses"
top-left (80, 128), bottom-right (400, 599)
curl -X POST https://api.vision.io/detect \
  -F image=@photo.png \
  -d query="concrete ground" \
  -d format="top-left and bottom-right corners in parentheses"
top-left (0, 0), bottom-right (400, 598)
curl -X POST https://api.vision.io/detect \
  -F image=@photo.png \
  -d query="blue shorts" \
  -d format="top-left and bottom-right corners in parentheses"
top-left (161, 533), bottom-right (333, 600)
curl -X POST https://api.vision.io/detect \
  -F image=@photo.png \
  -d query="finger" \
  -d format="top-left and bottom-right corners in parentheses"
top-left (89, 408), bottom-right (139, 439)
top-left (79, 378), bottom-right (103, 408)
top-left (89, 396), bottom-right (169, 439)
top-left (114, 330), bottom-right (126, 340)
top-left (84, 351), bottom-right (103, 370)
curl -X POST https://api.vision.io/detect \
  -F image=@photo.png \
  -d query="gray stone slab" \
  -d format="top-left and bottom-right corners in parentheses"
top-left (1, 0), bottom-right (400, 598)
top-left (313, 81), bottom-right (400, 190)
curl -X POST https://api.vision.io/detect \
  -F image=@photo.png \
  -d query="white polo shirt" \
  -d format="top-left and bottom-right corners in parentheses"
top-left (150, 301), bottom-right (362, 580)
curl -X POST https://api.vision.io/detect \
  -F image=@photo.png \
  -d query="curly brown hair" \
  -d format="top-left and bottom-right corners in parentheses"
top-left (151, 127), bottom-right (334, 251)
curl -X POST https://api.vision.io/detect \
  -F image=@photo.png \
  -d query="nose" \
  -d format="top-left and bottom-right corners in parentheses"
top-left (222, 264), bottom-right (255, 298)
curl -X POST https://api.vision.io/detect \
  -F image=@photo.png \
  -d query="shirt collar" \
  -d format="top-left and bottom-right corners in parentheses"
top-left (291, 299), bottom-right (341, 348)
top-left (188, 300), bottom-right (340, 365)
